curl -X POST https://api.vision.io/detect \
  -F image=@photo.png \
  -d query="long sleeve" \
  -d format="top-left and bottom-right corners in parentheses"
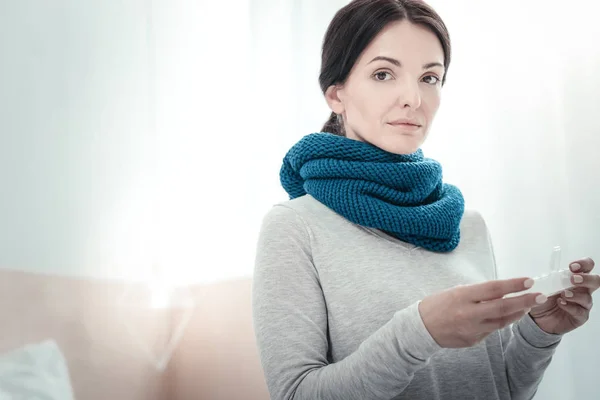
top-left (500, 314), bottom-right (562, 400)
top-left (485, 220), bottom-right (563, 400)
top-left (251, 205), bottom-right (443, 400)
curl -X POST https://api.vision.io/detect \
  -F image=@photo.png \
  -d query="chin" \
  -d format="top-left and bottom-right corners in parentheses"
top-left (378, 137), bottom-right (422, 155)
top-left (389, 147), bottom-right (419, 155)
top-left (347, 130), bottom-right (424, 155)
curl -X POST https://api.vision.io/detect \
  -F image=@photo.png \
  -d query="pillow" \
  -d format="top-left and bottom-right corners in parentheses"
top-left (0, 340), bottom-right (74, 400)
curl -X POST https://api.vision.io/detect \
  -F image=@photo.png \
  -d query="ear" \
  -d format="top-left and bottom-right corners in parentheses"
top-left (325, 85), bottom-right (345, 114)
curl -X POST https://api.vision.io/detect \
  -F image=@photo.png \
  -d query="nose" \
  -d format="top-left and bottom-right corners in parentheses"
top-left (397, 78), bottom-right (421, 109)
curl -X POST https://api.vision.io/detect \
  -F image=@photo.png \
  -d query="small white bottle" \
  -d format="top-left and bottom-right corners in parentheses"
top-left (505, 246), bottom-right (575, 298)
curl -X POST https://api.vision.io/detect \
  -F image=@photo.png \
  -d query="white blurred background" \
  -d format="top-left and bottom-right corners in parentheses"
top-left (0, 0), bottom-right (598, 398)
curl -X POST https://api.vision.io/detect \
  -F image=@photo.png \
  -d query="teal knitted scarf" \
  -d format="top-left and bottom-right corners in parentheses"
top-left (279, 132), bottom-right (465, 252)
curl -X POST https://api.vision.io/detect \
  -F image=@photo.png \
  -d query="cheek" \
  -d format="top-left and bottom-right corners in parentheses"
top-left (346, 85), bottom-right (384, 123)
top-left (353, 87), bottom-right (396, 123)
top-left (365, 96), bottom-right (394, 121)
top-left (422, 91), bottom-right (441, 121)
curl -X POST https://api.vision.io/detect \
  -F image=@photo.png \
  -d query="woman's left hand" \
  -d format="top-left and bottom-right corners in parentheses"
top-left (529, 257), bottom-right (599, 335)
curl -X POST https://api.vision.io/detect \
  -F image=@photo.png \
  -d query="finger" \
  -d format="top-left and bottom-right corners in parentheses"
top-left (482, 308), bottom-right (529, 332)
top-left (570, 273), bottom-right (600, 293)
top-left (569, 257), bottom-right (595, 273)
top-left (557, 298), bottom-right (590, 322)
top-left (477, 292), bottom-right (543, 320)
top-left (561, 290), bottom-right (593, 311)
top-left (466, 277), bottom-right (534, 302)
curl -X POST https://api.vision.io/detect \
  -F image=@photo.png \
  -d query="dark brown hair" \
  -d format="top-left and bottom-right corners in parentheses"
top-left (319, 0), bottom-right (451, 136)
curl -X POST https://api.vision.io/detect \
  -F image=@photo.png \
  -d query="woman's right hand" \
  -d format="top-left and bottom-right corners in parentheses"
top-left (419, 277), bottom-right (546, 348)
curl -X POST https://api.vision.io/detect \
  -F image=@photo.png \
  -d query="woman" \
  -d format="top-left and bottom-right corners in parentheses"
top-left (252, 1), bottom-right (599, 399)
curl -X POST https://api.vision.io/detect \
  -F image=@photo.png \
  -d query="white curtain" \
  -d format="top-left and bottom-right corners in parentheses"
top-left (194, 0), bottom-right (600, 397)
top-left (1, 0), bottom-right (598, 397)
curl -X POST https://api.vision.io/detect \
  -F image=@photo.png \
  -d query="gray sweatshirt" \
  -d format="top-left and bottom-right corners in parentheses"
top-left (252, 194), bottom-right (562, 400)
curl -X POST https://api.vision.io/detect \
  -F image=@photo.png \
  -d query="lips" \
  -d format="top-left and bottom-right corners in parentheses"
top-left (387, 120), bottom-right (422, 134)
top-left (388, 119), bottom-right (421, 127)
top-left (390, 123), bottom-right (420, 127)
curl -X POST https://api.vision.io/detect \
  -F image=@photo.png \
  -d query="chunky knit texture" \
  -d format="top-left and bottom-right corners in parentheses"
top-left (279, 132), bottom-right (465, 252)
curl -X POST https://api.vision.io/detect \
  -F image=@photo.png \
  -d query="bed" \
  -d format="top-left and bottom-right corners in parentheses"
top-left (0, 269), bottom-right (268, 400)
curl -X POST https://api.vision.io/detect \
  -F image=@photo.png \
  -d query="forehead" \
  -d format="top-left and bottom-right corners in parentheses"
top-left (357, 20), bottom-right (444, 66)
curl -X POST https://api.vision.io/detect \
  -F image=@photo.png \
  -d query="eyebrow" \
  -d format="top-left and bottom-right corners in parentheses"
top-left (367, 56), bottom-right (444, 70)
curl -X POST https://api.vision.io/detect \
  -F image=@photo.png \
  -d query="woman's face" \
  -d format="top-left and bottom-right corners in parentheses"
top-left (325, 20), bottom-right (445, 155)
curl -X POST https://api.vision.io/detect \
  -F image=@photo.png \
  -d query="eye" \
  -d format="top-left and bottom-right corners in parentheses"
top-left (373, 71), bottom-right (393, 81)
top-left (423, 75), bottom-right (441, 85)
